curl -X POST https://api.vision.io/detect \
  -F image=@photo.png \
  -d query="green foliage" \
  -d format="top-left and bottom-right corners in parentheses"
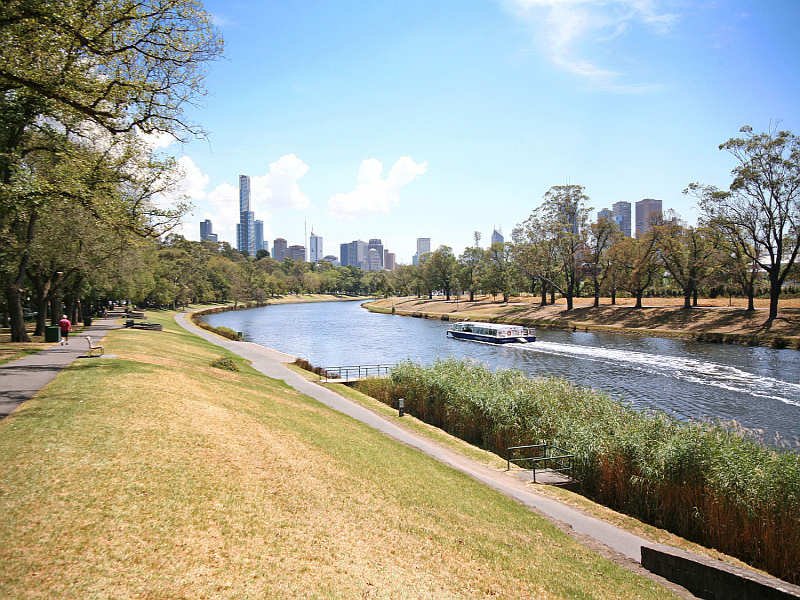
top-left (356, 359), bottom-right (800, 583)
top-left (210, 356), bottom-right (238, 371)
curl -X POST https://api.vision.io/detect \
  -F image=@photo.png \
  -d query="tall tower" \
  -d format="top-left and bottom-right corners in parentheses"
top-left (612, 201), bottom-right (632, 237)
top-left (237, 175), bottom-right (256, 255)
top-left (367, 239), bottom-right (384, 271)
top-left (309, 231), bottom-right (323, 262)
top-left (200, 219), bottom-right (217, 242)
top-left (635, 198), bottom-right (662, 238)
top-left (272, 238), bottom-right (288, 261)
top-left (254, 220), bottom-right (264, 253)
top-left (491, 228), bottom-right (504, 245)
top-left (413, 237), bottom-right (431, 266)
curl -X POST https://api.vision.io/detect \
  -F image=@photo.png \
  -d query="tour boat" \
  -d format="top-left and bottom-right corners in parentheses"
top-left (446, 321), bottom-right (536, 344)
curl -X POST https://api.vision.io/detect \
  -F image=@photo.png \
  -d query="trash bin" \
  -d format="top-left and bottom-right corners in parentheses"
top-left (45, 325), bottom-right (61, 343)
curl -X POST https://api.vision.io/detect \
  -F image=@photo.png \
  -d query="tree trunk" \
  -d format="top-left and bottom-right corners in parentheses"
top-left (34, 290), bottom-right (48, 336)
top-left (7, 284), bottom-right (30, 342)
top-left (611, 287), bottom-right (616, 305)
top-left (566, 293), bottom-right (573, 310)
top-left (593, 275), bottom-right (600, 308)
top-left (469, 290), bottom-right (474, 302)
top-left (540, 278), bottom-right (547, 306)
top-left (634, 292), bottom-right (643, 309)
top-left (683, 292), bottom-right (691, 309)
top-left (767, 272), bottom-right (781, 322)
top-left (746, 288), bottom-right (755, 311)
top-left (445, 288), bottom-right (451, 301)
top-left (692, 289), bottom-right (698, 307)
top-left (549, 288), bottom-right (555, 304)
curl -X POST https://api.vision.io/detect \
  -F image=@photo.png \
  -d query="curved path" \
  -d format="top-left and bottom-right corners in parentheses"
top-left (0, 318), bottom-right (118, 419)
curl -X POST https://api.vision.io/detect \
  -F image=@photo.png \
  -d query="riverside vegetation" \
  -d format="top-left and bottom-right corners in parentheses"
top-left (0, 311), bottom-right (674, 598)
top-left (355, 359), bottom-right (800, 585)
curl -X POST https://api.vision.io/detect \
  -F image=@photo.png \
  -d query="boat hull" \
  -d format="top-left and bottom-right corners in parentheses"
top-left (447, 330), bottom-right (536, 344)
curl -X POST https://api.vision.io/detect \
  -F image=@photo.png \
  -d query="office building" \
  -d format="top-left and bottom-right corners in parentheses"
top-left (236, 175), bottom-right (256, 256)
top-left (413, 237), bottom-right (431, 266)
top-left (340, 240), bottom-right (367, 269)
top-left (322, 255), bottom-right (339, 266)
top-left (491, 228), bottom-right (504, 245)
top-left (635, 198), bottom-right (662, 238)
top-left (367, 239), bottom-right (384, 271)
top-left (272, 238), bottom-right (288, 261)
top-left (309, 231), bottom-right (323, 262)
top-left (287, 245), bottom-right (306, 262)
top-left (384, 250), bottom-right (396, 271)
top-left (597, 208), bottom-right (613, 223)
top-left (254, 220), bottom-right (265, 252)
top-left (612, 201), bottom-right (632, 237)
top-left (199, 219), bottom-right (218, 243)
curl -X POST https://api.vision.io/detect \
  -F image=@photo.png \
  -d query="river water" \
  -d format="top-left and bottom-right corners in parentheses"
top-left (205, 300), bottom-right (800, 449)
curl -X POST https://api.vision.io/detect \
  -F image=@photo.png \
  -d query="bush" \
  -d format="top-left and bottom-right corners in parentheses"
top-left (210, 357), bottom-right (239, 371)
top-left (355, 359), bottom-right (800, 584)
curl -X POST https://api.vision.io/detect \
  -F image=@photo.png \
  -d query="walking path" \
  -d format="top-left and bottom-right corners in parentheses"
top-left (0, 318), bottom-right (119, 418)
top-left (178, 312), bottom-right (800, 600)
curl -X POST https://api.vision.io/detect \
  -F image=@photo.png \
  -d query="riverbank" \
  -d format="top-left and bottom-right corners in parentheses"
top-left (0, 308), bottom-right (673, 598)
top-left (365, 296), bottom-right (800, 349)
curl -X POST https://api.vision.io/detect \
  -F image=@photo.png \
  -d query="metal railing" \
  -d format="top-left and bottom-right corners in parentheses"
top-left (319, 364), bottom-right (394, 382)
top-left (506, 443), bottom-right (574, 483)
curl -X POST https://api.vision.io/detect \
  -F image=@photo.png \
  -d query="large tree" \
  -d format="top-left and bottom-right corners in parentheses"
top-left (653, 220), bottom-right (719, 309)
top-left (690, 126), bottom-right (800, 323)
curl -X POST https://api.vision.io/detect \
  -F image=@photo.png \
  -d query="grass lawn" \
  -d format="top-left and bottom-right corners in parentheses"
top-left (0, 310), bottom-right (674, 598)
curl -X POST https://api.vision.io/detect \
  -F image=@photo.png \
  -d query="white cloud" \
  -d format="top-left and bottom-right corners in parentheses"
top-left (251, 153), bottom-right (310, 212)
top-left (328, 157), bottom-right (427, 218)
top-left (505, 0), bottom-right (677, 92)
top-left (138, 130), bottom-right (177, 151)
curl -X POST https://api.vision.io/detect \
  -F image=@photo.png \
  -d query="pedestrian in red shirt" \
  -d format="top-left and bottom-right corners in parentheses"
top-left (59, 315), bottom-right (72, 345)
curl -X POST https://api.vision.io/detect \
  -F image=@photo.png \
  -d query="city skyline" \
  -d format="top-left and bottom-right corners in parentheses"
top-left (167, 1), bottom-right (799, 262)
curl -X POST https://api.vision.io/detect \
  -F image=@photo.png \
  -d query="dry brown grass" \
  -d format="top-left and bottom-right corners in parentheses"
top-left (0, 311), bottom-right (673, 598)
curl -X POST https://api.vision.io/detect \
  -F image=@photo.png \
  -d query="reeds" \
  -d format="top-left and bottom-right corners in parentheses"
top-left (355, 359), bottom-right (800, 584)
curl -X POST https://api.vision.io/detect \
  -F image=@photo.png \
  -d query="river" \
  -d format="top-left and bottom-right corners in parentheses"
top-left (205, 300), bottom-right (800, 449)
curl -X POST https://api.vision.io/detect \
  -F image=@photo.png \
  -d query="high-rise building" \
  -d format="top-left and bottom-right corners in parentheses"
top-left (635, 198), bottom-right (662, 238)
top-left (597, 208), bottom-right (613, 223)
top-left (491, 228), bottom-right (504, 245)
top-left (272, 238), bottom-right (288, 261)
top-left (254, 220), bottom-right (265, 252)
top-left (309, 231), bottom-right (323, 262)
top-left (237, 175), bottom-right (256, 255)
top-left (413, 237), bottom-right (431, 266)
top-left (612, 201), bottom-right (632, 237)
top-left (384, 249), bottom-right (396, 271)
top-left (287, 245), bottom-right (306, 262)
top-left (340, 240), bottom-right (367, 268)
top-left (322, 255), bottom-right (340, 266)
top-left (200, 219), bottom-right (217, 242)
top-left (367, 239), bottom-right (384, 271)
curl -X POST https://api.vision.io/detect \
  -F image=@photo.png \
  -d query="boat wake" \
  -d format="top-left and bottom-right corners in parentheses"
top-left (511, 341), bottom-right (800, 408)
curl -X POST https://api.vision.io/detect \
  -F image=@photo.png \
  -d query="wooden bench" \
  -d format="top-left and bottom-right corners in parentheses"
top-left (85, 336), bottom-right (104, 357)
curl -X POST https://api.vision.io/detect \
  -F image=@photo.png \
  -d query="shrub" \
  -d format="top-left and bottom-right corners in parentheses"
top-left (355, 359), bottom-right (800, 584)
top-left (210, 357), bottom-right (239, 371)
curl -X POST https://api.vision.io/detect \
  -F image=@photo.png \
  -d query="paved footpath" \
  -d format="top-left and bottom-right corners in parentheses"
top-left (0, 318), bottom-right (119, 418)
top-left (177, 312), bottom-right (800, 598)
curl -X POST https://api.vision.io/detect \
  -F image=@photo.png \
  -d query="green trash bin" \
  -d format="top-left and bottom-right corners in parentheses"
top-left (45, 325), bottom-right (61, 343)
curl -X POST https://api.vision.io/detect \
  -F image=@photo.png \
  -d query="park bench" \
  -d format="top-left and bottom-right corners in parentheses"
top-left (85, 336), bottom-right (104, 357)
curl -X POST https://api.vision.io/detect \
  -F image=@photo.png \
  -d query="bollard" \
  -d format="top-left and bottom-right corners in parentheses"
top-left (398, 397), bottom-right (405, 417)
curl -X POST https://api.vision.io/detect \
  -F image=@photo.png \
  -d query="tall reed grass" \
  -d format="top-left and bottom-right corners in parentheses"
top-left (355, 359), bottom-right (800, 584)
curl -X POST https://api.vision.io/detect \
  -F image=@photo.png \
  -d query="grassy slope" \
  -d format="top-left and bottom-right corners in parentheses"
top-left (0, 311), bottom-right (672, 598)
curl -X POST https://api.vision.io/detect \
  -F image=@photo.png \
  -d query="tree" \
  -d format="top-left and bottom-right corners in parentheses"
top-left (653, 220), bottom-right (719, 309)
top-left (457, 232), bottom-right (482, 302)
top-left (608, 234), bottom-right (659, 308)
top-left (690, 126), bottom-right (800, 323)
top-left (587, 216), bottom-right (621, 308)
top-left (479, 242), bottom-right (517, 303)
top-left (426, 246), bottom-right (458, 300)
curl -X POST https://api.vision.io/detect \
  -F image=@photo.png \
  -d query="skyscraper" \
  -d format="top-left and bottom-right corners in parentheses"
top-left (612, 201), bottom-right (632, 237)
top-left (635, 198), bottom-right (662, 238)
top-left (384, 249), bottom-right (396, 271)
top-left (341, 240), bottom-right (367, 268)
top-left (309, 231), bottom-right (323, 262)
top-left (199, 219), bottom-right (217, 242)
top-left (237, 175), bottom-right (256, 255)
top-left (413, 237), bottom-right (431, 266)
top-left (367, 238), bottom-right (384, 271)
top-left (287, 245), bottom-right (306, 262)
top-left (491, 228), bottom-right (504, 245)
top-left (273, 238), bottom-right (288, 261)
top-left (597, 208), bottom-right (613, 223)
top-left (254, 220), bottom-right (265, 252)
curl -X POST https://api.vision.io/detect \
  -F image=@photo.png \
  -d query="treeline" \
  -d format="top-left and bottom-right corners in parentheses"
top-left (0, 0), bottom-right (222, 341)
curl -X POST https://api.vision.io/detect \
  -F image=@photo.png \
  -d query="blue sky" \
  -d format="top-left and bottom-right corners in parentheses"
top-left (165, 0), bottom-right (800, 263)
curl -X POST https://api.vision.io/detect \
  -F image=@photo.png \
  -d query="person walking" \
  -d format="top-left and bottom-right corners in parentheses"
top-left (58, 315), bottom-right (72, 345)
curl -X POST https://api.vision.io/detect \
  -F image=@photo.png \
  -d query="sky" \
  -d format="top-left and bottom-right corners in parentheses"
top-left (162, 0), bottom-right (800, 263)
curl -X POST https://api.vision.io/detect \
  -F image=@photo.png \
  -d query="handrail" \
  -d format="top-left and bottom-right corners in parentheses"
top-left (506, 443), bottom-right (574, 483)
top-left (319, 364), bottom-right (394, 382)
